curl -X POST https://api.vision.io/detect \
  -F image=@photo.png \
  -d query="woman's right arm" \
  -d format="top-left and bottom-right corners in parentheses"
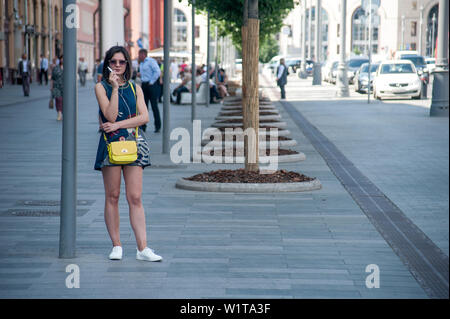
top-left (95, 83), bottom-right (119, 123)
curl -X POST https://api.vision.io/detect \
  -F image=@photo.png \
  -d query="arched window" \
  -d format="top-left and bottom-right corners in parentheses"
top-left (352, 7), bottom-right (379, 55)
top-left (173, 8), bottom-right (188, 51)
top-left (174, 8), bottom-right (187, 23)
top-left (426, 4), bottom-right (438, 57)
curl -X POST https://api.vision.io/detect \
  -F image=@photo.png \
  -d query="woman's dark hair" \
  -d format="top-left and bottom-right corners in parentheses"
top-left (102, 46), bottom-right (132, 83)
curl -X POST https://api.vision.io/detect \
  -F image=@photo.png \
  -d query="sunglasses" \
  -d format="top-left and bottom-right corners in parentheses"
top-left (109, 59), bottom-right (127, 66)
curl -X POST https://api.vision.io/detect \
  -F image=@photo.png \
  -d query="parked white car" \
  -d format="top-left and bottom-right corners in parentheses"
top-left (373, 60), bottom-right (422, 100)
top-left (235, 59), bottom-right (242, 72)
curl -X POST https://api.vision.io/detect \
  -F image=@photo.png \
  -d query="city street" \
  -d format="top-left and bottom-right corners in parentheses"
top-left (0, 71), bottom-right (447, 299)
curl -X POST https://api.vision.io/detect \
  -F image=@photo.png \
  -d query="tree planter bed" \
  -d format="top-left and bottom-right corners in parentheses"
top-left (221, 105), bottom-right (276, 111)
top-left (201, 136), bottom-right (297, 148)
top-left (175, 169), bottom-right (322, 193)
top-left (218, 111), bottom-right (279, 116)
top-left (209, 126), bottom-right (291, 136)
top-left (215, 114), bottom-right (282, 121)
top-left (212, 121), bottom-right (287, 129)
top-left (198, 147), bottom-right (306, 164)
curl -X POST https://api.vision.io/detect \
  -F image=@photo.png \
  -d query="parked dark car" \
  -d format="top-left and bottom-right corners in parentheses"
top-left (354, 62), bottom-right (380, 93)
top-left (347, 57), bottom-right (370, 84)
top-left (286, 58), bottom-right (301, 73)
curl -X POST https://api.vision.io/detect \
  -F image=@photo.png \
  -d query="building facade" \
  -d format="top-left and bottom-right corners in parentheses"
top-left (1, 0), bottom-right (63, 84)
top-left (172, 0), bottom-right (208, 64)
top-left (0, 0), bottom-right (227, 85)
top-left (280, 0), bottom-right (440, 62)
top-left (77, 0), bottom-right (99, 77)
top-left (146, 0), bottom-right (210, 64)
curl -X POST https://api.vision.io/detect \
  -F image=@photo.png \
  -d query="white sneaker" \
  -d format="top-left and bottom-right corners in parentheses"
top-left (108, 246), bottom-right (123, 260)
top-left (136, 247), bottom-right (162, 262)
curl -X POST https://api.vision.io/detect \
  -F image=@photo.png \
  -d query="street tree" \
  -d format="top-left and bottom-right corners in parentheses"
top-left (185, 0), bottom-right (295, 172)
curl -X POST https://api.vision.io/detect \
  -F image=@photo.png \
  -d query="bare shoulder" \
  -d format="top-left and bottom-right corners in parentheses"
top-left (134, 83), bottom-right (144, 95)
top-left (95, 82), bottom-right (106, 93)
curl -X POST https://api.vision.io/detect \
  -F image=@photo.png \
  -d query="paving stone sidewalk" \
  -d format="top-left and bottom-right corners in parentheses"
top-left (0, 73), bottom-right (445, 299)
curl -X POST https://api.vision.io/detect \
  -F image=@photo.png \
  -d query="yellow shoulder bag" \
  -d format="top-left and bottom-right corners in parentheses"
top-left (103, 81), bottom-right (139, 165)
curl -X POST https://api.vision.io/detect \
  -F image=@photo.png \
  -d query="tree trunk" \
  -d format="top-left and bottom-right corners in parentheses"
top-left (242, 0), bottom-right (259, 172)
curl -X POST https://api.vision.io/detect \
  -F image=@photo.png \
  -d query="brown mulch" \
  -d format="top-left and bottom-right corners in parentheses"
top-left (218, 111), bottom-right (278, 117)
top-left (204, 148), bottom-right (298, 157)
top-left (184, 169), bottom-right (315, 183)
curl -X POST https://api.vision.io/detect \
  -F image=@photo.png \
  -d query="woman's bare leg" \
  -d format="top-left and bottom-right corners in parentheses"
top-left (102, 166), bottom-right (122, 247)
top-left (123, 166), bottom-right (147, 251)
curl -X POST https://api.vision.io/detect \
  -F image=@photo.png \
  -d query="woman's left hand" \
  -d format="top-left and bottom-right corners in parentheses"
top-left (101, 122), bottom-right (121, 133)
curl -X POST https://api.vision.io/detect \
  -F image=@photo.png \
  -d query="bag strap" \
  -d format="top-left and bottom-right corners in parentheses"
top-left (103, 81), bottom-right (139, 144)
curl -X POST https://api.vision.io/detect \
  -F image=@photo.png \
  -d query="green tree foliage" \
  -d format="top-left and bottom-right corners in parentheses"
top-left (259, 35), bottom-right (279, 63)
top-left (185, 0), bottom-right (295, 48)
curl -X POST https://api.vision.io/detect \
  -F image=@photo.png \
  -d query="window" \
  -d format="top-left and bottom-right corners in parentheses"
top-left (174, 9), bottom-right (187, 23)
top-left (380, 63), bottom-right (414, 74)
top-left (175, 26), bottom-right (187, 42)
top-left (410, 43), bottom-right (417, 50)
top-left (195, 26), bottom-right (200, 38)
top-left (411, 21), bottom-right (417, 36)
top-left (173, 8), bottom-right (188, 51)
top-left (337, 24), bottom-right (340, 37)
top-left (412, 1), bottom-right (417, 10)
top-left (351, 7), bottom-right (379, 54)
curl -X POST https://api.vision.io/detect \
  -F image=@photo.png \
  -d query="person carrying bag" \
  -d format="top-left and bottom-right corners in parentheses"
top-left (94, 46), bottom-right (162, 263)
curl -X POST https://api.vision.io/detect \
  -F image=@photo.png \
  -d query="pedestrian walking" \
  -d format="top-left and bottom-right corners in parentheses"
top-left (93, 58), bottom-right (101, 83)
top-left (49, 56), bottom-right (59, 79)
top-left (93, 45), bottom-right (162, 262)
top-left (97, 58), bottom-right (104, 83)
top-left (276, 58), bottom-right (288, 100)
top-left (137, 49), bottom-right (161, 133)
top-left (156, 57), bottom-right (164, 103)
top-left (18, 54), bottom-right (31, 96)
top-left (39, 54), bottom-right (49, 85)
top-left (170, 59), bottom-right (179, 82)
top-left (51, 55), bottom-right (64, 121)
top-left (78, 57), bottom-right (88, 87)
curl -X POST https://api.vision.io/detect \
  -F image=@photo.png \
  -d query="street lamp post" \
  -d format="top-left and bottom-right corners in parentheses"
top-left (162, 0), bottom-right (171, 154)
top-left (312, 0), bottom-right (322, 85)
top-left (336, 0), bottom-right (349, 97)
top-left (59, 0), bottom-right (78, 259)
top-left (191, 0), bottom-right (196, 121)
top-left (419, 5), bottom-right (424, 55)
top-left (206, 11), bottom-right (210, 108)
top-left (308, 0), bottom-right (313, 60)
top-left (430, 0), bottom-right (449, 117)
top-left (299, 0), bottom-right (308, 78)
top-left (401, 15), bottom-right (405, 50)
top-left (431, 13), bottom-right (436, 57)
